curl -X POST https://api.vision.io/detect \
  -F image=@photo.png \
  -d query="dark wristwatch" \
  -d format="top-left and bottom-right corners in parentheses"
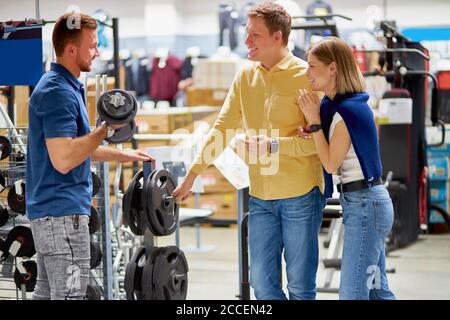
top-left (309, 124), bottom-right (322, 133)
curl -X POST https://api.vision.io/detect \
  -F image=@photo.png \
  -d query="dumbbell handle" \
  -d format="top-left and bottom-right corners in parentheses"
top-left (174, 273), bottom-right (186, 281)
top-left (163, 195), bottom-right (174, 206)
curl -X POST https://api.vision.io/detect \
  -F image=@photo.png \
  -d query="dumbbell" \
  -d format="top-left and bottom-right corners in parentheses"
top-left (0, 204), bottom-right (9, 227)
top-left (0, 136), bottom-right (12, 160)
top-left (96, 89), bottom-right (138, 144)
top-left (14, 260), bottom-right (37, 292)
top-left (89, 205), bottom-right (101, 234)
top-left (1, 226), bottom-right (35, 260)
top-left (90, 241), bottom-right (102, 269)
top-left (8, 180), bottom-right (26, 214)
top-left (91, 171), bottom-right (101, 197)
top-left (0, 171), bottom-right (6, 193)
top-left (86, 284), bottom-right (102, 300)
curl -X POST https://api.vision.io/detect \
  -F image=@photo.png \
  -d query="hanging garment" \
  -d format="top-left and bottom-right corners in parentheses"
top-left (149, 55), bottom-right (182, 104)
top-left (218, 2), bottom-right (239, 50)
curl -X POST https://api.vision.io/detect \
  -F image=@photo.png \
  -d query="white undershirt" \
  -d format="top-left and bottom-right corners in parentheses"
top-left (328, 113), bottom-right (365, 184)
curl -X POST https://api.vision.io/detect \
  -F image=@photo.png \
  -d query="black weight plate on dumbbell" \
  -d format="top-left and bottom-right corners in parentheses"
top-left (123, 171), bottom-right (147, 235)
top-left (124, 246), bottom-right (146, 300)
top-left (89, 206), bottom-right (100, 234)
top-left (86, 284), bottom-right (102, 300)
top-left (144, 170), bottom-right (179, 236)
top-left (140, 246), bottom-right (165, 300)
top-left (90, 242), bottom-right (102, 269)
top-left (0, 136), bottom-right (12, 160)
top-left (0, 171), bottom-right (6, 194)
top-left (92, 171), bottom-right (101, 197)
top-left (0, 205), bottom-right (9, 228)
top-left (14, 260), bottom-right (37, 292)
top-left (152, 246), bottom-right (188, 300)
top-left (3, 226), bottom-right (35, 258)
top-left (106, 120), bottom-right (136, 144)
top-left (97, 89), bottom-right (137, 124)
top-left (7, 182), bottom-right (26, 214)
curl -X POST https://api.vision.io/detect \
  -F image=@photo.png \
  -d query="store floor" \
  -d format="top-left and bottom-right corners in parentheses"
top-left (157, 225), bottom-right (450, 300)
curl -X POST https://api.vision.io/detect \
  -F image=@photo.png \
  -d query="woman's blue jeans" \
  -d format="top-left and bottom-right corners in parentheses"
top-left (339, 184), bottom-right (396, 300)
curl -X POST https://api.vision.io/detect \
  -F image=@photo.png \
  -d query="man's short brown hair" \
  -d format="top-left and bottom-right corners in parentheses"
top-left (52, 13), bottom-right (97, 57)
top-left (248, 2), bottom-right (291, 46)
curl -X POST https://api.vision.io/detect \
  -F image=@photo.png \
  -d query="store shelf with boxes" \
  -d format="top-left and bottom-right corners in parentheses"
top-left (186, 57), bottom-right (247, 107)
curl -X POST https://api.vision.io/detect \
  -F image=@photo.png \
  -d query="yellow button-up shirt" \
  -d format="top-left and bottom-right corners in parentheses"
top-left (190, 51), bottom-right (324, 200)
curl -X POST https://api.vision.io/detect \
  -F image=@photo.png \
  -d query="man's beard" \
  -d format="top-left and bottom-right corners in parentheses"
top-left (77, 56), bottom-right (91, 72)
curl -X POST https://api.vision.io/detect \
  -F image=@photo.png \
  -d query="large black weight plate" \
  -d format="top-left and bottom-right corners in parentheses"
top-left (86, 284), bottom-right (102, 300)
top-left (3, 226), bottom-right (35, 258)
top-left (123, 171), bottom-right (147, 235)
top-left (141, 170), bottom-right (159, 235)
top-left (89, 206), bottom-right (100, 234)
top-left (0, 136), bottom-right (12, 160)
top-left (106, 120), bottom-right (136, 144)
top-left (152, 246), bottom-right (188, 300)
top-left (7, 182), bottom-right (26, 214)
top-left (124, 246), bottom-right (146, 300)
top-left (14, 260), bottom-right (37, 292)
top-left (92, 171), bottom-right (101, 197)
top-left (90, 242), bottom-right (102, 269)
top-left (144, 170), bottom-right (179, 236)
top-left (0, 205), bottom-right (9, 227)
top-left (140, 247), bottom-right (164, 300)
top-left (97, 89), bottom-right (137, 124)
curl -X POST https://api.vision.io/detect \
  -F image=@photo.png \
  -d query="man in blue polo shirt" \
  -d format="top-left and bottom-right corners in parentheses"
top-left (26, 12), bottom-right (153, 300)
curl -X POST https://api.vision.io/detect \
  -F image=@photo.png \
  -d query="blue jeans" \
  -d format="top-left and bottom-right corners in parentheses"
top-left (339, 184), bottom-right (396, 300)
top-left (248, 187), bottom-right (325, 300)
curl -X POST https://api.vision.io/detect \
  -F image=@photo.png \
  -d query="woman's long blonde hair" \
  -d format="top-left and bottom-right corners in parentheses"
top-left (308, 37), bottom-right (366, 94)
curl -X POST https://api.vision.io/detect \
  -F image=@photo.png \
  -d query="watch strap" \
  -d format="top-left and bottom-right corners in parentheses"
top-left (309, 124), bottom-right (322, 133)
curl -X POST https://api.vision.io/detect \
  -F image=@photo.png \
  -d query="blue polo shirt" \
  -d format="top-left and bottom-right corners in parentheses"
top-left (26, 63), bottom-right (92, 220)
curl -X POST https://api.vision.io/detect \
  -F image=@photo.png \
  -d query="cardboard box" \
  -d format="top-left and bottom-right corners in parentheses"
top-left (200, 165), bottom-right (235, 193)
top-left (186, 87), bottom-right (228, 106)
top-left (14, 86), bottom-right (30, 127)
top-left (87, 93), bottom-right (98, 126)
top-left (193, 59), bottom-right (244, 89)
top-left (0, 93), bottom-right (7, 107)
top-left (135, 113), bottom-right (193, 134)
top-left (181, 192), bottom-right (237, 220)
top-left (428, 156), bottom-right (449, 181)
top-left (430, 180), bottom-right (448, 202)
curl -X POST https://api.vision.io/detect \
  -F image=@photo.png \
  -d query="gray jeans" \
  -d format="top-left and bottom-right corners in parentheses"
top-left (30, 215), bottom-right (90, 300)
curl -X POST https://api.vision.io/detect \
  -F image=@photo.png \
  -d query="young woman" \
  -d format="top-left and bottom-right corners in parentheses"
top-left (297, 37), bottom-right (396, 300)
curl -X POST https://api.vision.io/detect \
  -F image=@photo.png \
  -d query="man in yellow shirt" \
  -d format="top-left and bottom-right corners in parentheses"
top-left (173, 2), bottom-right (324, 300)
